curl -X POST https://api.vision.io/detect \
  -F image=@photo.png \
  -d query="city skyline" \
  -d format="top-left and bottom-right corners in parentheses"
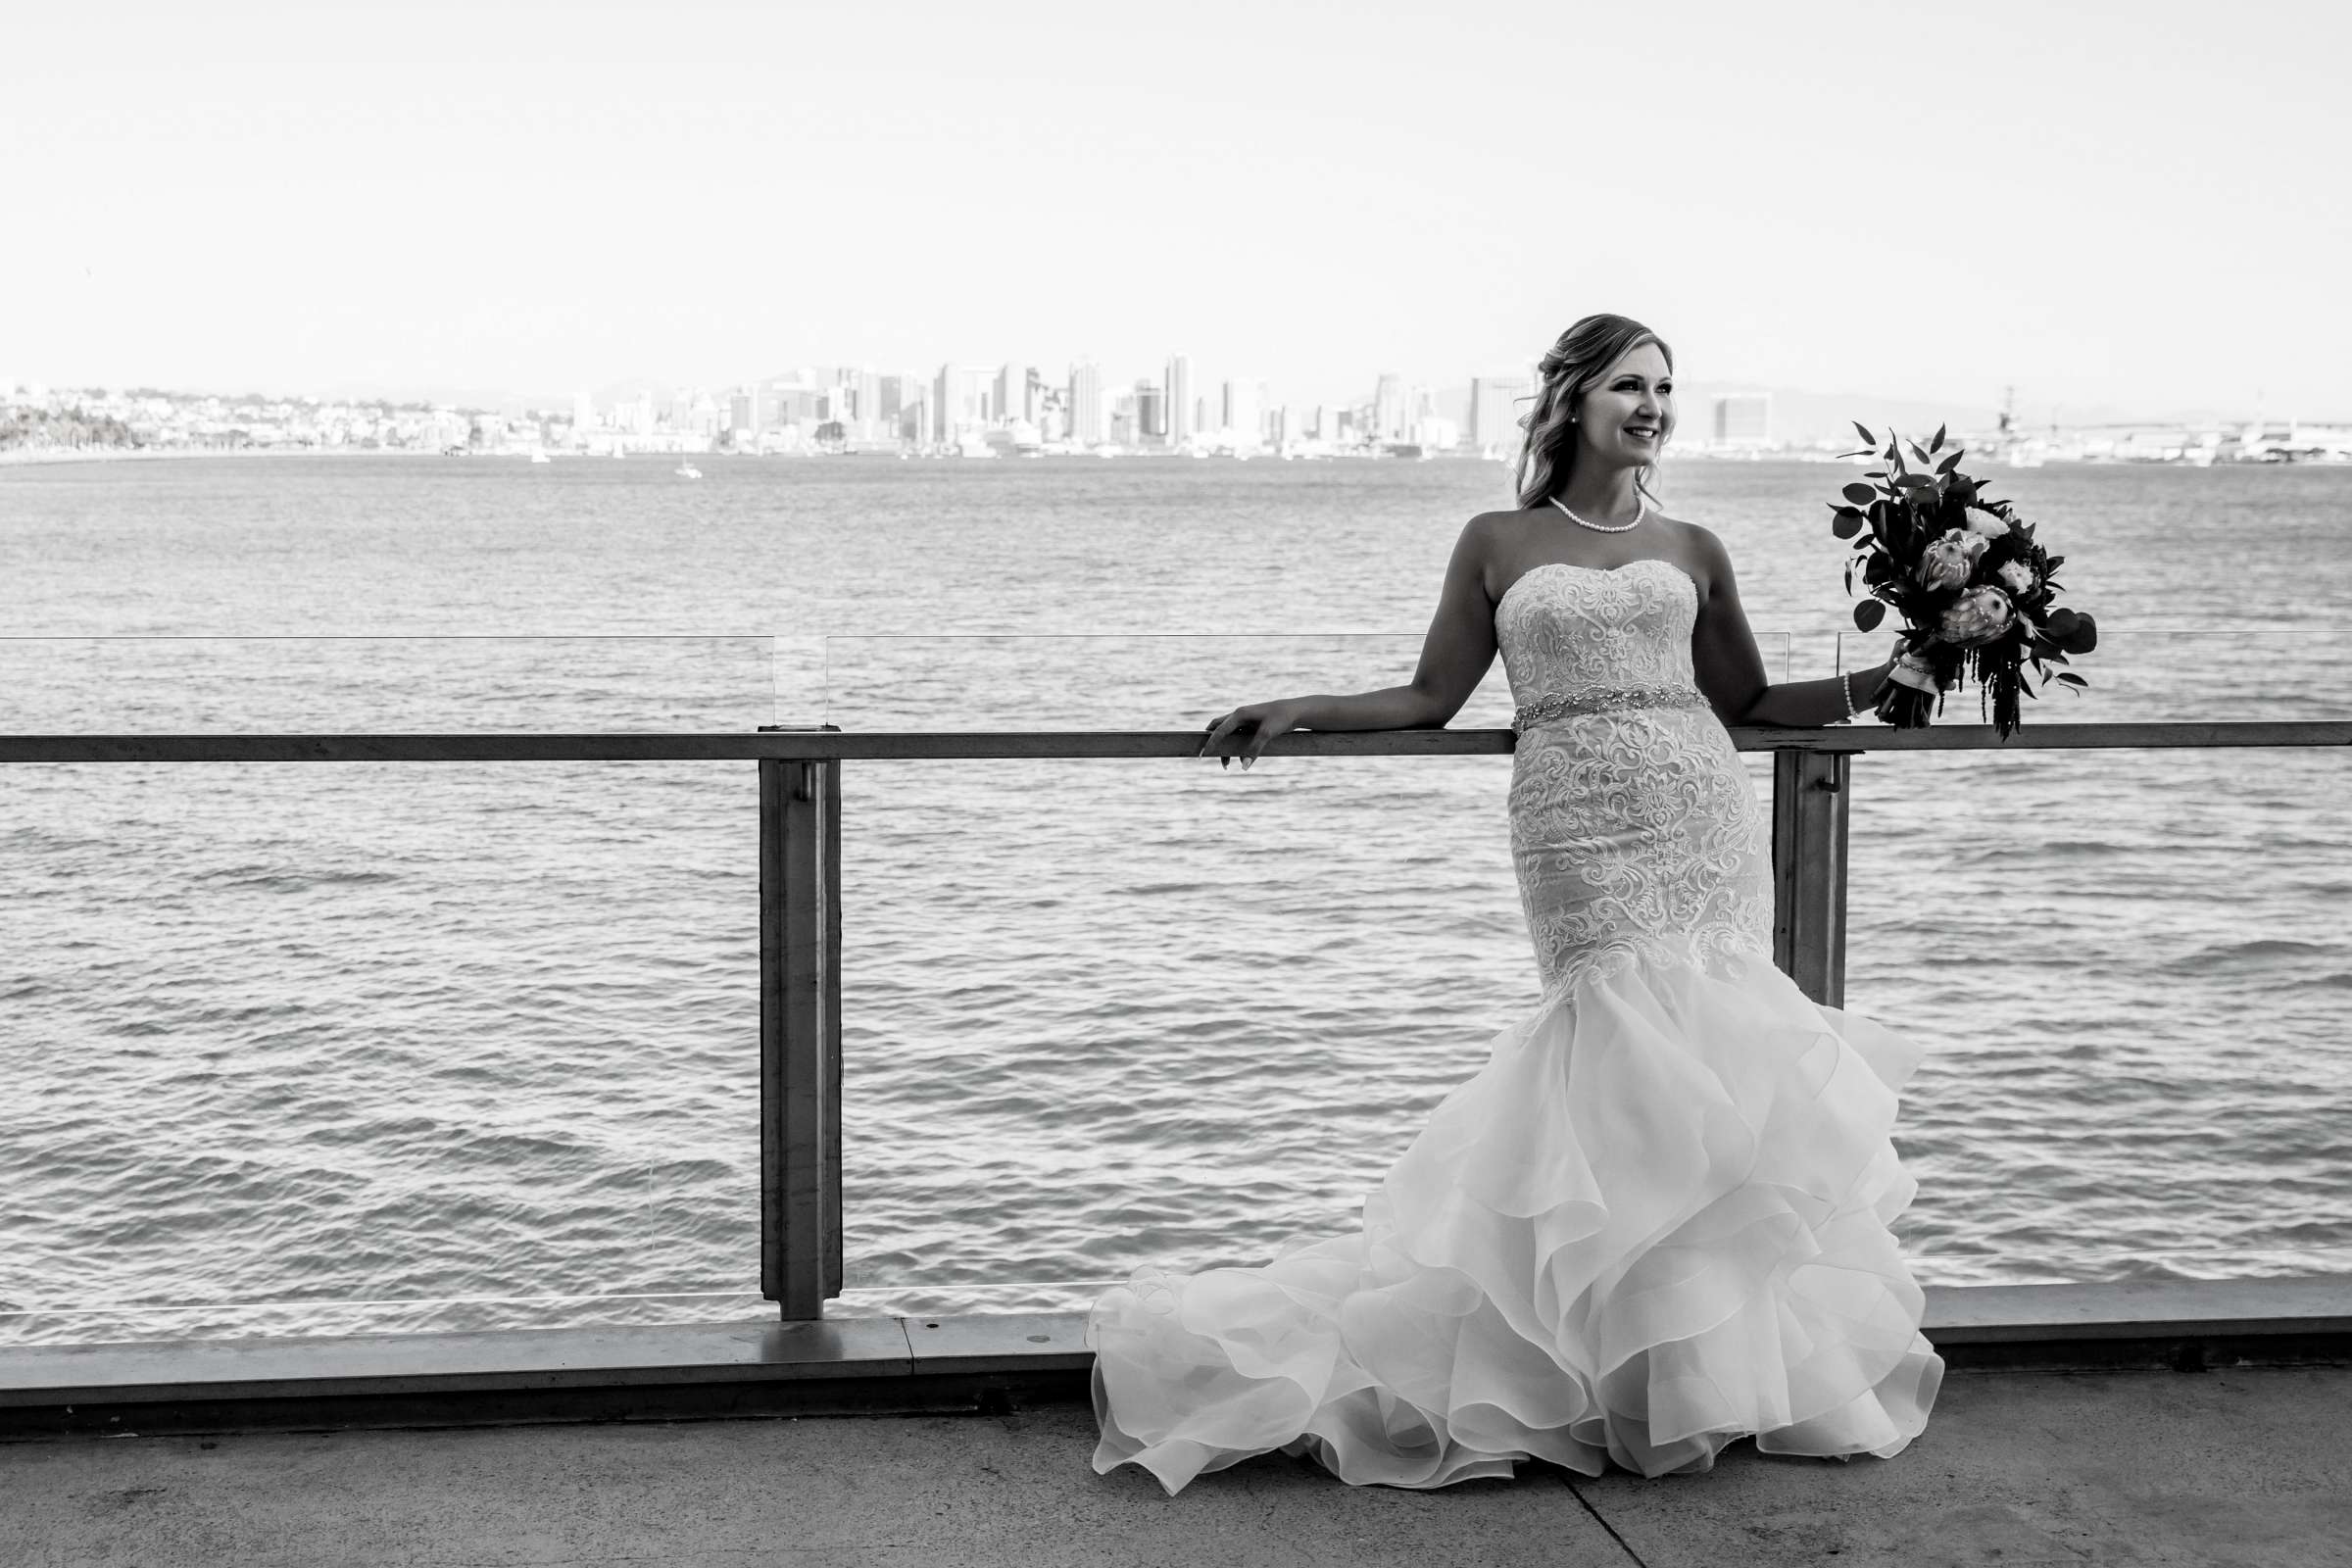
top-left (20, 367), bottom-right (2345, 468)
top-left (5, 2), bottom-right (2343, 420)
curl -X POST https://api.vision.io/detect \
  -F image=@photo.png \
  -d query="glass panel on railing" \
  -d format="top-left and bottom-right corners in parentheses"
top-left (0, 636), bottom-right (789, 733)
top-left (0, 749), bottom-right (768, 1347)
top-left (828, 741), bottom-right (1536, 1318)
top-left (812, 632), bottom-right (1507, 731)
top-left (1834, 625), bottom-right (2352, 725)
top-left (812, 630), bottom-right (1794, 733)
top-left (1846, 742), bottom-right (2352, 1287)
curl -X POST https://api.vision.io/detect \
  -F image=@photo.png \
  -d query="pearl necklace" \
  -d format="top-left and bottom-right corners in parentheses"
top-left (1548, 494), bottom-right (1645, 532)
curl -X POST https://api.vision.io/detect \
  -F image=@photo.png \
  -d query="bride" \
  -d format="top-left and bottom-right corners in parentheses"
top-left (1085, 314), bottom-right (1944, 1492)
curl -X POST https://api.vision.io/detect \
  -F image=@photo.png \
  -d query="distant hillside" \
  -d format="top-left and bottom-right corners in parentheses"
top-left (2, 406), bottom-right (138, 450)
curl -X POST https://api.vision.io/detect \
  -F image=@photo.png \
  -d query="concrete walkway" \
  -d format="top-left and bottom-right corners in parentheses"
top-left (4, 1365), bottom-right (2345, 1567)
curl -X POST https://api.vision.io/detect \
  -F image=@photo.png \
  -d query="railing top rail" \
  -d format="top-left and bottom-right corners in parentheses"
top-left (0, 722), bottom-right (2346, 764)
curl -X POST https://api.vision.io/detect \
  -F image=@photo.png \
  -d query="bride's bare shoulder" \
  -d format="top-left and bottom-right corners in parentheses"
top-left (1463, 505), bottom-right (1544, 544)
top-left (1452, 509), bottom-right (1539, 600)
top-left (1656, 515), bottom-right (1740, 595)
top-left (1656, 513), bottom-right (1719, 550)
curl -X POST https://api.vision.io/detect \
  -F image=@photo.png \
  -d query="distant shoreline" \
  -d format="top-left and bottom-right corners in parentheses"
top-left (4, 445), bottom-right (2338, 473)
top-left (0, 446), bottom-right (460, 468)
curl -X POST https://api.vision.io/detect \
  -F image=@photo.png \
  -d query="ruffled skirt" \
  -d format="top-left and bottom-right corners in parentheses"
top-left (1084, 946), bottom-right (1944, 1494)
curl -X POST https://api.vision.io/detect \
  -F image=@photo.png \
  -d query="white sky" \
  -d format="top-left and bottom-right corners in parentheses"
top-left (4, 0), bottom-right (2345, 418)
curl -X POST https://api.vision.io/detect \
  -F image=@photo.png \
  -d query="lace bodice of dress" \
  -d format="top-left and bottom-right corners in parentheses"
top-left (1496, 559), bottom-right (1774, 996)
top-left (1495, 559), bottom-right (1705, 712)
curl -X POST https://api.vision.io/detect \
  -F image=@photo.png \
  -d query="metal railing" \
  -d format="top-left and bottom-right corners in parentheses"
top-left (4, 718), bottom-right (2347, 1320)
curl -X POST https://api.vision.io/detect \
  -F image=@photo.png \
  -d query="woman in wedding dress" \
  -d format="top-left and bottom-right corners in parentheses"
top-left (1086, 314), bottom-right (1943, 1493)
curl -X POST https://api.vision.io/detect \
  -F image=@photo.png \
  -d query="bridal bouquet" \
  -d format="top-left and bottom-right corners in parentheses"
top-left (1831, 424), bottom-right (2096, 738)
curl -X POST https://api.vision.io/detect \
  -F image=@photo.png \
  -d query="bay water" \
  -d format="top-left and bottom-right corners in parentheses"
top-left (2, 453), bottom-right (2347, 1346)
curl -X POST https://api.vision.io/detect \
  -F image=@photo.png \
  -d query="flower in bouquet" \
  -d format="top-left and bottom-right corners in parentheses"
top-left (1826, 422), bottom-right (2096, 738)
top-left (1917, 529), bottom-right (1987, 589)
top-left (1938, 585), bottom-right (2016, 646)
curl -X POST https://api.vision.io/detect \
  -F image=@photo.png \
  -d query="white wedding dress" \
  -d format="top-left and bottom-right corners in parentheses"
top-left (1086, 558), bottom-right (1943, 1493)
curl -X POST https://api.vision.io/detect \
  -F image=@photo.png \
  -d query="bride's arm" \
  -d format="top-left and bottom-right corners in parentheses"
top-left (1690, 528), bottom-right (1895, 728)
top-left (1201, 514), bottom-right (1501, 765)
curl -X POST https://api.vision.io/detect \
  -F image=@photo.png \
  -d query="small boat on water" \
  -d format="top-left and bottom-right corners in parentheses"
top-left (528, 450), bottom-right (552, 464)
top-left (675, 462), bottom-right (703, 479)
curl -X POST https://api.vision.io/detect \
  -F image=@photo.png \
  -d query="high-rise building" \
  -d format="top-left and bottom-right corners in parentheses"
top-left (1135, 381), bottom-right (1165, 440)
top-left (1713, 393), bottom-right (1771, 447)
top-left (572, 389), bottom-right (597, 431)
top-left (878, 375), bottom-right (906, 424)
top-left (1373, 372), bottom-right (1411, 443)
top-left (996, 363), bottom-right (1033, 425)
top-left (1221, 378), bottom-right (1262, 443)
top-left (1471, 377), bottom-right (1533, 452)
top-left (1068, 360), bottom-right (1106, 446)
top-left (1165, 354), bottom-right (1194, 443)
top-left (772, 384), bottom-right (819, 429)
top-left (933, 365), bottom-right (988, 443)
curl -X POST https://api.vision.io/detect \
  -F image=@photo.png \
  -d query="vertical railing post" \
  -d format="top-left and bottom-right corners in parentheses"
top-left (759, 727), bottom-right (842, 1320)
top-left (1770, 747), bottom-right (1851, 1007)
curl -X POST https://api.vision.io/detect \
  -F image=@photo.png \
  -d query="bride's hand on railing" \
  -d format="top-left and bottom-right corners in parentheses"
top-left (1200, 700), bottom-right (1306, 770)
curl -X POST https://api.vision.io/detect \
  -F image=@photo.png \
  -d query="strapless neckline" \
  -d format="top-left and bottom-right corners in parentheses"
top-left (1496, 557), bottom-right (1698, 612)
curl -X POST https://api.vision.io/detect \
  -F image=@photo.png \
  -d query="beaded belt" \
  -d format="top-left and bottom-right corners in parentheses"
top-left (1511, 686), bottom-right (1710, 733)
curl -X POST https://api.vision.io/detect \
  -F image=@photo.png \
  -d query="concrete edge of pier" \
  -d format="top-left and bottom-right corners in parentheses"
top-left (2, 1277), bottom-right (2345, 1441)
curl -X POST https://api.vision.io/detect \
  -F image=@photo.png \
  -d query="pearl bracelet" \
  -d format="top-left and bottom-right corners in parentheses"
top-left (1839, 668), bottom-right (1859, 724)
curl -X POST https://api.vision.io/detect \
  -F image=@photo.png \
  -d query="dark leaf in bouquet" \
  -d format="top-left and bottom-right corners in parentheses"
top-left (1834, 448), bottom-right (1872, 460)
top-left (1896, 472), bottom-right (1935, 491)
top-left (1853, 600), bottom-right (1887, 631)
top-left (2062, 613), bottom-right (2098, 654)
top-left (1854, 421), bottom-right (1876, 446)
top-left (1863, 552), bottom-right (1892, 586)
top-left (1864, 469), bottom-right (1886, 478)
top-left (2054, 671), bottom-right (2089, 687)
top-left (1841, 482), bottom-right (1877, 506)
top-left (2043, 607), bottom-right (2080, 636)
top-left (1931, 423), bottom-right (1947, 453)
top-left (1907, 439), bottom-right (1933, 466)
top-left (1936, 448), bottom-right (1963, 472)
top-left (1832, 507), bottom-right (1866, 538)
